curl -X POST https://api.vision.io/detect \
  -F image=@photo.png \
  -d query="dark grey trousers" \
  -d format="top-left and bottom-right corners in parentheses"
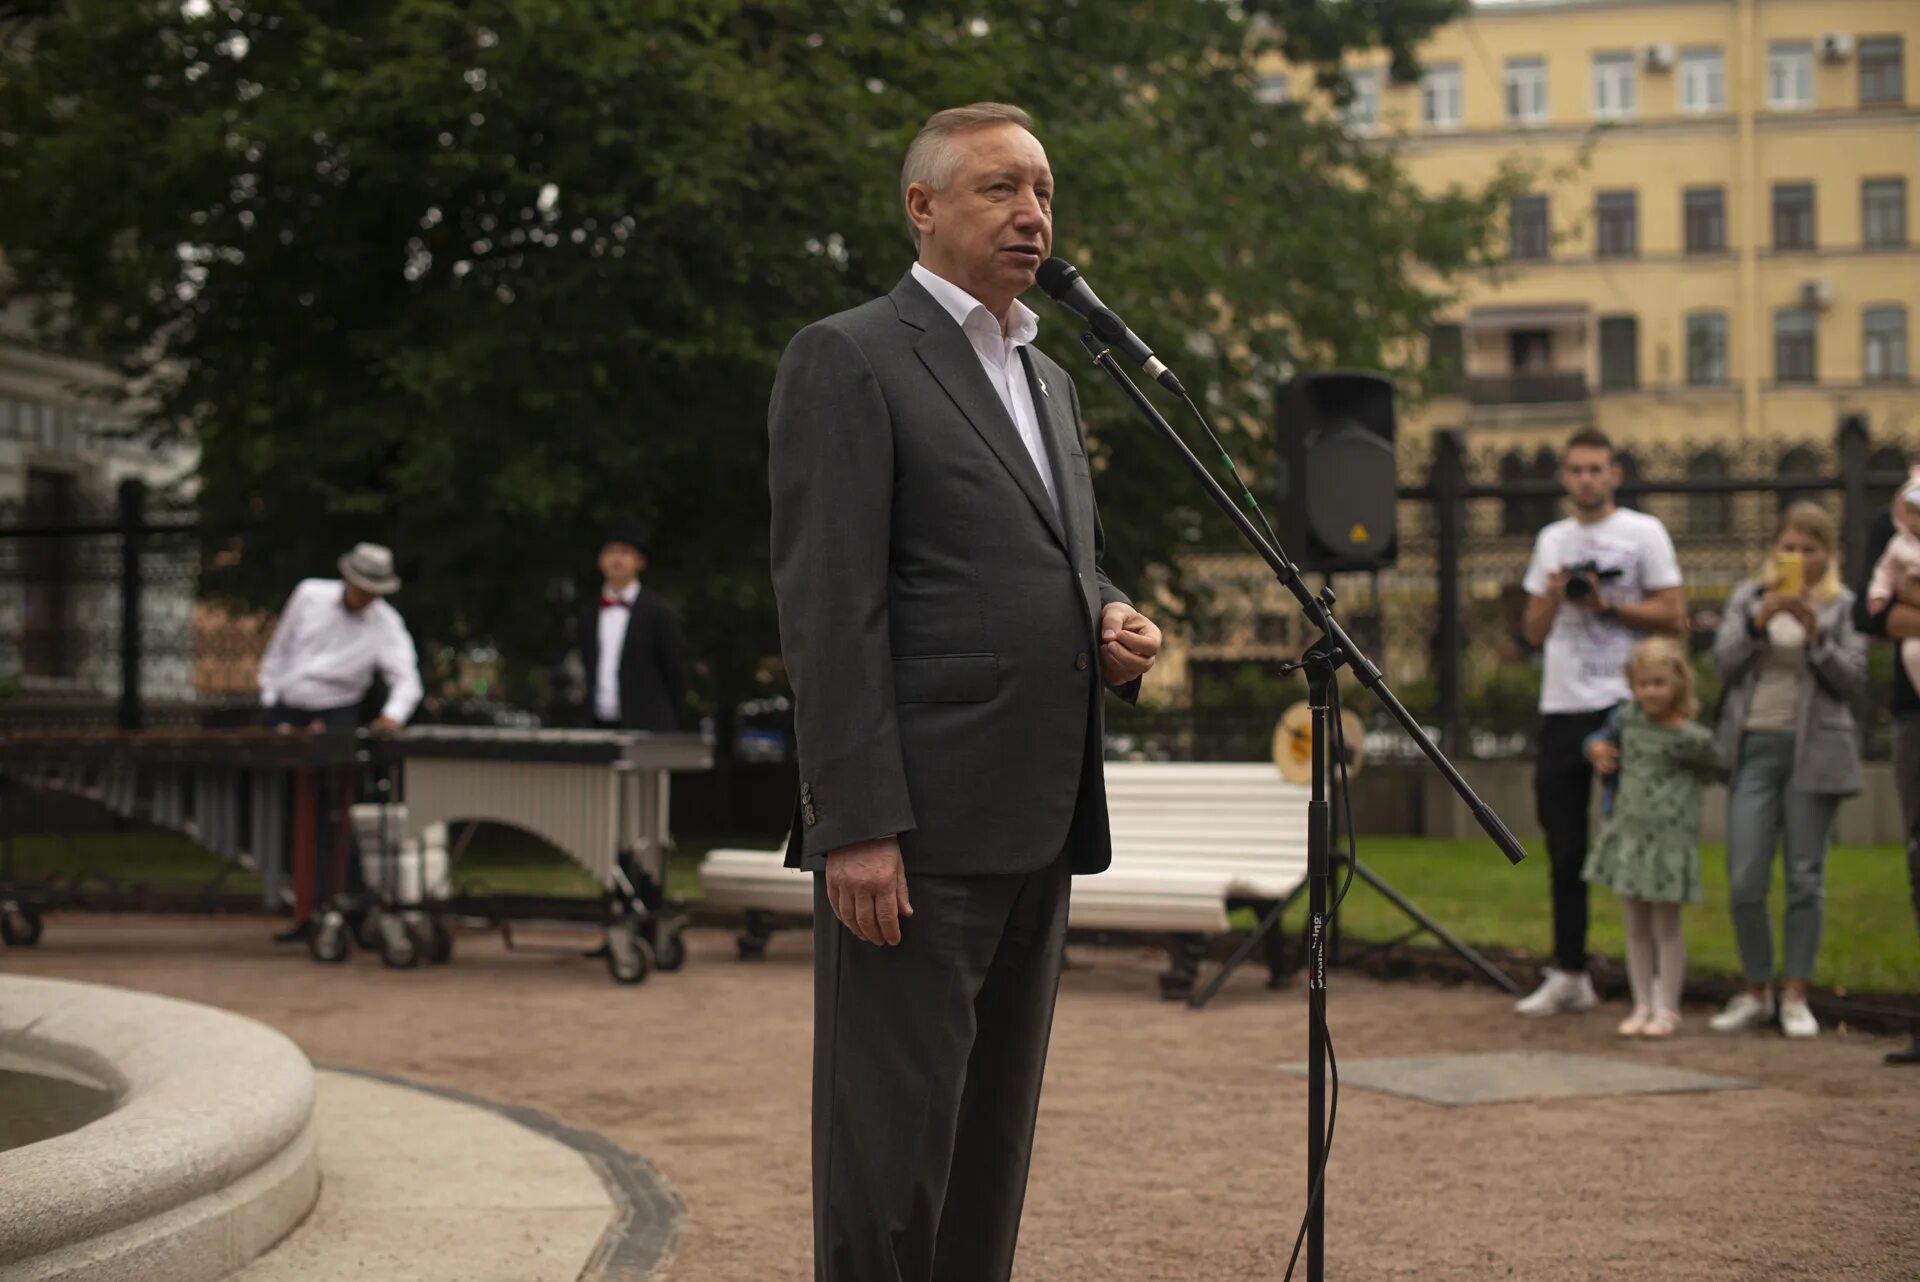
top-left (1892, 716), bottom-right (1920, 944)
top-left (811, 854), bottom-right (1071, 1282)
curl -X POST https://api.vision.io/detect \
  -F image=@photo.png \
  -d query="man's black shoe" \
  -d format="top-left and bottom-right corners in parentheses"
top-left (1886, 1035), bottom-right (1920, 1066)
top-left (272, 920), bottom-right (313, 944)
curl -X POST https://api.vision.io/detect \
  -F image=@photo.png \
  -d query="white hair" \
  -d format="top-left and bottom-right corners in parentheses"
top-left (900, 102), bottom-right (1035, 247)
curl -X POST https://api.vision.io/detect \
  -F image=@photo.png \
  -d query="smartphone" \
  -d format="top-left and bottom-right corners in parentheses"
top-left (1776, 552), bottom-right (1805, 596)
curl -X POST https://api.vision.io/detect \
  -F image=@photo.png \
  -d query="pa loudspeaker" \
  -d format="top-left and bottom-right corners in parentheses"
top-left (1274, 372), bottom-right (1397, 573)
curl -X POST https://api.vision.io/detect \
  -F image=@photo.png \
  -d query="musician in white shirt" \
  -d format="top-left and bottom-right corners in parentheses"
top-left (256, 542), bottom-right (422, 941)
top-left (258, 542), bottom-right (423, 733)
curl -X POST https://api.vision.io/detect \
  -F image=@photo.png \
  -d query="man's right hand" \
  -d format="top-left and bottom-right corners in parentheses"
top-left (825, 836), bottom-right (913, 946)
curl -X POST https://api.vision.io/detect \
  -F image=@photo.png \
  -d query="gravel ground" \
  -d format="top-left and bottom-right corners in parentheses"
top-left (6, 917), bottom-right (1917, 1280)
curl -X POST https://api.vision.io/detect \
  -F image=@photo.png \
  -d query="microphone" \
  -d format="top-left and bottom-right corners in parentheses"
top-left (1035, 257), bottom-right (1186, 396)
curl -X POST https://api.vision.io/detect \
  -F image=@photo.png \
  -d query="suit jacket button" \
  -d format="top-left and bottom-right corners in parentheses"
top-left (800, 783), bottom-right (813, 801)
top-left (804, 805), bottom-right (818, 826)
top-left (1074, 652), bottom-right (1090, 671)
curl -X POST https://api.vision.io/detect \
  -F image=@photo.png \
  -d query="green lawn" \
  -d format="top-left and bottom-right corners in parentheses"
top-left (7, 828), bottom-right (1914, 994)
top-left (1327, 837), bottom-right (1919, 995)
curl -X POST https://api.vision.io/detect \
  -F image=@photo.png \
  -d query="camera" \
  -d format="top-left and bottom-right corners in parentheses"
top-left (1563, 561), bottom-right (1624, 601)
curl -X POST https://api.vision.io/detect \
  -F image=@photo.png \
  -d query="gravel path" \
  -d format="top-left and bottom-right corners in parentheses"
top-left (7, 917), bottom-right (1917, 1280)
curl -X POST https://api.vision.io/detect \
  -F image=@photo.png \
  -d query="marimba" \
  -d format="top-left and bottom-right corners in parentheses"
top-left (0, 725), bottom-right (713, 983)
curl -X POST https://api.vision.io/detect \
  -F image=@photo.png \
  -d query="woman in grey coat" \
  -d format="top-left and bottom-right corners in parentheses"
top-left (1709, 502), bottom-right (1867, 1038)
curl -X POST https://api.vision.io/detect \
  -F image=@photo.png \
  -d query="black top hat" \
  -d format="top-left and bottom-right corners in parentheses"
top-left (600, 515), bottom-right (651, 557)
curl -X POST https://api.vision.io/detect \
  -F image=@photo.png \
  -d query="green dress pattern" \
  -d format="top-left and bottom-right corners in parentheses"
top-left (1581, 705), bottom-right (1726, 904)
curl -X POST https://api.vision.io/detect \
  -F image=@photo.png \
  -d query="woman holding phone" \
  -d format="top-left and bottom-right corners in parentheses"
top-left (1709, 502), bottom-right (1867, 1038)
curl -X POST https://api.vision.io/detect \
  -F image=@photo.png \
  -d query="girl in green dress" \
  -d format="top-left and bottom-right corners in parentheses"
top-left (1582, 637), bottom-right (1726, 1037)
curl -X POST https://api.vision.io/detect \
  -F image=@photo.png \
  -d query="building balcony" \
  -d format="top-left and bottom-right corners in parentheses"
top-left (1463, 372), bottom-right (1590, 406)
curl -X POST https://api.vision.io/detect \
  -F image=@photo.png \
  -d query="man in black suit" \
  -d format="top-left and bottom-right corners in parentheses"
top-left (578, 516), bottom-right (688, 733)
top-left (767, 102), bottom-right (1161, 1281)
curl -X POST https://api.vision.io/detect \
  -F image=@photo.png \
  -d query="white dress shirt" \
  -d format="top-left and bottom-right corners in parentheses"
top-left (594, 580), bottom-right (640, 722)
top-left (257, 579), bottom-right (423, 722)
top-left (910, 261), bottom-right (1059, 516)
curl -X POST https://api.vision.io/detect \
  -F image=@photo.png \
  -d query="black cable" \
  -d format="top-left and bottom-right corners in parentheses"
top-left (1179, 392), bottom-right (1286, 567)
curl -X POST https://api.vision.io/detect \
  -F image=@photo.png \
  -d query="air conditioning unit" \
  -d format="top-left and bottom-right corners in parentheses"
top-left (1819, 32), bottom-right (1854, 62)
top-left (1642, 43), bottom-right (1677, 72)
top-left (1800, 279), bottom-right (1834, 310)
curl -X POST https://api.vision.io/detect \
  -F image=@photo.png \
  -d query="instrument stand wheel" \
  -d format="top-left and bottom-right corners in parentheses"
top-left (605, 922), bottom-right (654, 985)
top-left (377, 911), bottom-right (420, 969)
top-left (651, 914), bottom-right (688, 972)
top-left (1, 903), bottom-right (44, 948)
top-left (309, 910), bottom-right (351, 964)
top-left (351, 904), bottom-right (384, 952)
top-left (418, 915), bottom-right (454, 965)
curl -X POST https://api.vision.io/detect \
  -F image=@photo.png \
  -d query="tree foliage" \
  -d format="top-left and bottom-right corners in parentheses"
top-left (0, 0), bottom-right (1513, 711)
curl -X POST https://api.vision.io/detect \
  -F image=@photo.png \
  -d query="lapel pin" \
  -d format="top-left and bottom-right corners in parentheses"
top-left (1037, 375), bottom-right (1050, 398)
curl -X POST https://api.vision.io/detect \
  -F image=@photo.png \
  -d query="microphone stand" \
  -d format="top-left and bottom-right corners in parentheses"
top-left (1076, 330), bottom-right (1528, 1282)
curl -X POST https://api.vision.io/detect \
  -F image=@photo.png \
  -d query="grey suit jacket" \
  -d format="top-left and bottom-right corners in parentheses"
top-left (1711, 578), bottom-right (1868, 796)
top-left (767, 271), bottom-right (1139, 877)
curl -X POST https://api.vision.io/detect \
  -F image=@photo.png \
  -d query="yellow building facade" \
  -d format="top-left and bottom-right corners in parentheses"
top-left (1278, 0), bottom-right (1920, 451)
top-left (1168, 2), bottom-right (1918, 701)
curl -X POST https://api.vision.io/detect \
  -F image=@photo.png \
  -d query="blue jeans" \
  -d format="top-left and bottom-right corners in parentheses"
top-left (1724, 731), bottom-right (1840, 983)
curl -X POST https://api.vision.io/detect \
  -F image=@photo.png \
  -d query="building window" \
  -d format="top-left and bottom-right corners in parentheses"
top-left (1421, 61), bottom-right (1462, 129)
top-left (1687, 312), bottom-right (1729, 385)
top-left (1860, 36), bottom-right (1904, 105)
top-left (1863, 178), bottom-right (1908, 248)
top-left (21, 469), bottom-right (80, 681)
top-left (1343, 68), bottom-right (1379, 131)
top-left (1687, 450), bottom-right (1732, 535)
top-left (1592, 52), bottom-right (1637, 120)
top-left (1510, 195), bottom-right (1549, 260)
top-left (1772, 183), bottom-right (1816, 251)
top-left (1684, 187), bottom-right (1726, 253)
top-left (1680, 48), bottom-right (1724, 112)
top-left (1599, 315), bottom-right (1638, 389)
top-left (1865, 307), bottom-right (1909, 382)
top-left (1506, 56), bottom-right (1548, 123)
top-left (1596, 190), bottom-right (1637, 257)
top-left (1428, 322), bottom-right (1464, 393)
top-left (1768, 42), bottom-right (1814, 109)
top-left (1774, 309), bottom-right (1817, 383)
top-left (1254, 73), bottom-right (1290, 105)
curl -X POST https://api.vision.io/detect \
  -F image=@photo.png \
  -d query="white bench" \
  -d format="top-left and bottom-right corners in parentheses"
top-left (699, 762), bottom-right (1309, 998)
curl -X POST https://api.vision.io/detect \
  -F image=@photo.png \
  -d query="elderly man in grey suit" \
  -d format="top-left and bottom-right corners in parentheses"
top-left (768, 102), bottom-right (1161, 1282)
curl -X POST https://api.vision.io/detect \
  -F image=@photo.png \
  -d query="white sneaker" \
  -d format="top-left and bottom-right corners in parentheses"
top-left (1514, 969), bottom-right (1599, 1016)
top-left (1709, 990), bottom-right (1776, 1033)
top-left (1779, 995), bottom-right (1820, 1039)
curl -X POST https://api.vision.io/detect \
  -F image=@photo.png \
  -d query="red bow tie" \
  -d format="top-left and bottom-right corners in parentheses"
top-left (600, 596), bottom-right (631, 610)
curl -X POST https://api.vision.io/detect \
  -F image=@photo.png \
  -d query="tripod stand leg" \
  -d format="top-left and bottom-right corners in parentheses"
top-left (1187, 892), bottom-right (1301, 1009)
top-left (1342, 856), bottom-right (1520, 994)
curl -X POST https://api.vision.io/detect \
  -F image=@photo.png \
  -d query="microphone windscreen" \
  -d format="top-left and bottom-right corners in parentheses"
top-left (1036, 257), bottom-right (1077, 298)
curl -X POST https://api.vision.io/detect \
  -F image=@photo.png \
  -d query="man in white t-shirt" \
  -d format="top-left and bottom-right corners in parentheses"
top-left (1515, 428), bottom-right (1687, 1016)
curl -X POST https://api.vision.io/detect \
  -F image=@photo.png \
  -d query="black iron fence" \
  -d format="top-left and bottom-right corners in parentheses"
top-left (0, 479), bottom-right (246, 730)
top-left (1161, 414), bottom-right (1917, 762)
top-left (5, 417), bottom-right (1917, 765)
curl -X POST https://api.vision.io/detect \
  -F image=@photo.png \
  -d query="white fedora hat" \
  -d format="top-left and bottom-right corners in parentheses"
top-left (338, 542), bottom-right (402, 595)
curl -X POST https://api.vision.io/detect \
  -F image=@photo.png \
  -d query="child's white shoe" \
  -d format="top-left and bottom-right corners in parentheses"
top-left (1616, 1008), bottom-right (1652, 1037)
top-left (1779, 994), bottom-right (1820, 1038)
top-left (1708, 990), bottom-right (1775, 1033)
top-left (1642, 1009), bottom-right (1681, 1038)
